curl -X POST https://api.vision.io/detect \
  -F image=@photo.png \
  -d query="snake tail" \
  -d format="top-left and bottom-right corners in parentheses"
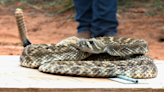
top-left (15, 8), bottom-right (31, 47)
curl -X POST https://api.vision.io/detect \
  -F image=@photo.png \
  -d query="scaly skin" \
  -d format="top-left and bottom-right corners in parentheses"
top-left (15, 8), bottom-right (158, 78)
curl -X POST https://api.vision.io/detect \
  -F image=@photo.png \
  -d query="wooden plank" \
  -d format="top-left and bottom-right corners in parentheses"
top-left (0, 88), bottom-right (153, 92)
top-left (0, 56), bottom-right (163, 92)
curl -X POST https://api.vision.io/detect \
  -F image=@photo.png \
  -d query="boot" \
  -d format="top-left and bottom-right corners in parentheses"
top-left (76, 32), bottom-right (91, 39)
top-left (159, 26), bottom-right (164, 40)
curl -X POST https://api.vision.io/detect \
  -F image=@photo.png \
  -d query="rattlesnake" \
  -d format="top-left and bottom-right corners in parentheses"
top-left (15, 8), bottom-right (157, 78)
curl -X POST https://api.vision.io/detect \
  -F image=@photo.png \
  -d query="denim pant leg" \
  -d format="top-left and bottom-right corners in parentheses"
top-left (91, 0), bottom-right (118, 37)
top-left (73, 0), bottom-right (92, 33)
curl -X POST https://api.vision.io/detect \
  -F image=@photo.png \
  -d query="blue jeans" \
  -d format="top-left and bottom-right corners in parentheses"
top-left (73, 0), bottom-right (118, 38)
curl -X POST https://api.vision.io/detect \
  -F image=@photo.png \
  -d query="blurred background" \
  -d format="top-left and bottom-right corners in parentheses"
top-left (0, 0), bottom-right (164, 60)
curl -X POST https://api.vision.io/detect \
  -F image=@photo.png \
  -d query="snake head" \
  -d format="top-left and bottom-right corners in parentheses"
top-left (78, 39), bottom-right (106, 54)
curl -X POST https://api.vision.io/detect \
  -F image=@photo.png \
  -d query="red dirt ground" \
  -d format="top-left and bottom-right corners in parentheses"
top-left (0, 7), bottom-right (164, 60)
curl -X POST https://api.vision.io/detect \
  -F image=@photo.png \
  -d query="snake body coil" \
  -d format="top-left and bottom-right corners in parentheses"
top-left (15, 8), bottom-right (157, 78)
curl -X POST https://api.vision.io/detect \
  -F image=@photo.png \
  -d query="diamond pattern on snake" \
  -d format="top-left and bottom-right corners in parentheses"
top-left (15, 8), bottom-right (157, 78)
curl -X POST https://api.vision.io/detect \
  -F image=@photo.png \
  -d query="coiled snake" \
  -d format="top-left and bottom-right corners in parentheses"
top-left (15, 8), bottom-right (157, 78)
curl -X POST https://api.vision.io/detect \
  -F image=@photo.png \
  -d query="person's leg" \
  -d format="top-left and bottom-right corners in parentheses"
top-left (91, 0), bottom-right (118, 38)
top-left (73, 0), bottom-right (92, 38)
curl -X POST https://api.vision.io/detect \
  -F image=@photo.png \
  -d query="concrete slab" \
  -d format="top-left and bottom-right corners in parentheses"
top-left (0, 55), bottom-right (163, 92)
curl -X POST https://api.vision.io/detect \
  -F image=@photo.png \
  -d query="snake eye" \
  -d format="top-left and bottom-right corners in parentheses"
top-left (89, 40), bottom-right (94, 44)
